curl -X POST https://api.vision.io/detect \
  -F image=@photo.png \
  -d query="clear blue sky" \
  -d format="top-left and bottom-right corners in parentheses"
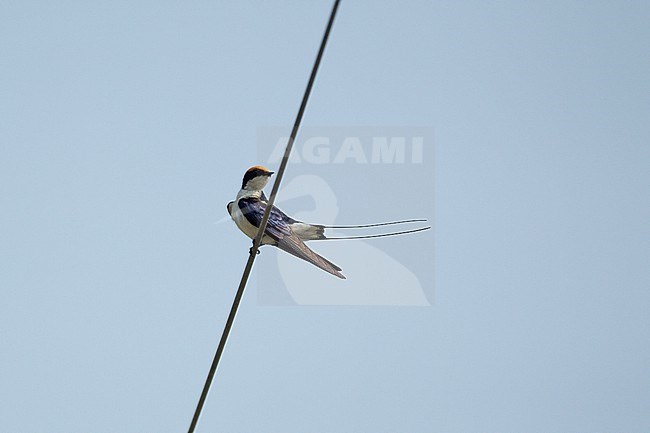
top-left (1, 1), bottom-right (649, 432)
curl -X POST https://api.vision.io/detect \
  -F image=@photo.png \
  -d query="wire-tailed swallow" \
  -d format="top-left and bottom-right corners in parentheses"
top-left (227, 166), bottom-right (430, 279)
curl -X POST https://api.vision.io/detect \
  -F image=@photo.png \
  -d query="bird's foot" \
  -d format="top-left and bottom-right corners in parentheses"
top-left (249, 246), bottom-right (261, 256)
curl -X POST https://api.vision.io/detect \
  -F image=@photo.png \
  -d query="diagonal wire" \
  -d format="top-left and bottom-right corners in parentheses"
top-left (187, 1), bottom-right (341, 431)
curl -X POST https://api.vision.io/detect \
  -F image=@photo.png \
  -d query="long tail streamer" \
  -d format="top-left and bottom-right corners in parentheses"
top-left (318, 218), bottom-right (428, 229)
top-left (318, 226), bottom-right (431, 240)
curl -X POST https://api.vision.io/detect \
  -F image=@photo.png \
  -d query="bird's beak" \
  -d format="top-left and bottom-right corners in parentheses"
top-left (267, 171), bottom-right (275, 176)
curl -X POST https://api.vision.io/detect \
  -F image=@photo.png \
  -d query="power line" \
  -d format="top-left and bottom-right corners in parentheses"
top-left (186, 1), bottom-right (341, 431)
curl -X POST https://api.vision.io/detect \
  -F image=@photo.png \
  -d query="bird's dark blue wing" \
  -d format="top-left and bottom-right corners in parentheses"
top-left (237, 197), bottom-right (345, 278)
top-left (238, 197), bottom-right (292, 240)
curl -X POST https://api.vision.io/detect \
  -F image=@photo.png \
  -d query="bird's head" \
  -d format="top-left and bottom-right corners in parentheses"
top-left (241, 165), bottom-right (274, 191)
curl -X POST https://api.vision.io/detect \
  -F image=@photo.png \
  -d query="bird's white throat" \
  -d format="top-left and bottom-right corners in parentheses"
top-left (243, 176), bottom-right (270, 192)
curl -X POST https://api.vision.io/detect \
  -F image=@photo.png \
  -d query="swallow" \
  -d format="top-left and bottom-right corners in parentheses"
top-left (227, 166), bottom-right (430, 279)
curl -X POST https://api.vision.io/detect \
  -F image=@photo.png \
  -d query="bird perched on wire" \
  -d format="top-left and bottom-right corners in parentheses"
top-left (227, 165), bottom-right (430, 279)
